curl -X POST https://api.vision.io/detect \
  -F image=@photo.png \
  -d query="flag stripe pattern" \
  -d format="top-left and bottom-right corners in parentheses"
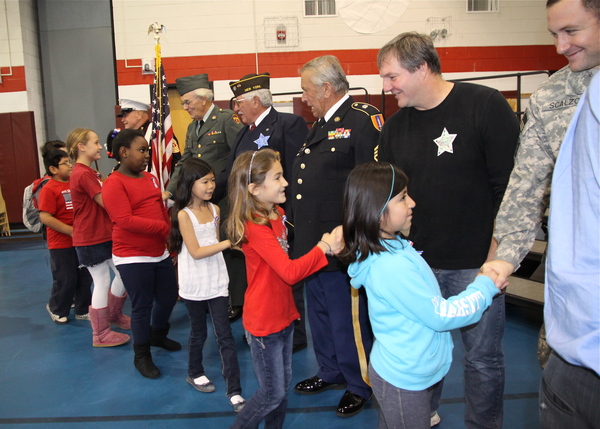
top-left (150, 61), bottom-right (173, 192)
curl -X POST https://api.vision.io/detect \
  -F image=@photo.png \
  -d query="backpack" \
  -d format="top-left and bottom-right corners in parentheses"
top-left (22, 175), bottom-right (51, 233)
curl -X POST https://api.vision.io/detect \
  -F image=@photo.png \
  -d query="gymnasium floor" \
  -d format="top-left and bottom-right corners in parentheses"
top-left (0, 236), bottom-right (542, 428)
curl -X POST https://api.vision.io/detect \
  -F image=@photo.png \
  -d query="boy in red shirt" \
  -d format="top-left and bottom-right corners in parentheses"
top-left (39, 149), bottom-right (92, 324)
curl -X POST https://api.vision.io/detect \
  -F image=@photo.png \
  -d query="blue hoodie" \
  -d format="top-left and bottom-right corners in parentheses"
top-left (347, 237), bottom-right (498, 391)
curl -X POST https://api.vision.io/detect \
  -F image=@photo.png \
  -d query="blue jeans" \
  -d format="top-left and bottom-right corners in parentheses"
top-left (540, 352), bottom-right (600, 428)
top-left (369, 363), bottom-right (430, 429)
top-left (230, 323), bottom-right (294, 429)
top-left (115, 258), bottom-right (178, 345)
top-left (430, 268), bottom-right (505, 429)
top-left (185, 296), bottom-right (242, 397)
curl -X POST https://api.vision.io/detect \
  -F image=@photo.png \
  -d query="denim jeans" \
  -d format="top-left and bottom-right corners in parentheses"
top-left (185, 296), bottom-right (242, 397)
top-left (369, 363), bottom-right (430, 429)
top-left (116, 258), bottom-right (178, 345)
top-left (430, 268), bottom-right (505, 429)
top-left (230, 323), bottom-right (294, 429)
top-left (540, 352), bottom-right (600, 428)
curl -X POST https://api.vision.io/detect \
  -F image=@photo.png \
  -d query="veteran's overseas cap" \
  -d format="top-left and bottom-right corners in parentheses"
top-left (229, 73), bottom-right (270, 97)
top-left (117, 99), bottom-right (151, 117)
top-left (176, 73), bottom-right (211, 96)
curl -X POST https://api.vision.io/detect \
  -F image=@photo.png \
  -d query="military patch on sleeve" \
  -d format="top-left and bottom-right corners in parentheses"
top-left (232, 114), bottom-right (241, 124)
top-left (351, 102), bottom-right (384, 130)
top-left (371, 114), bottom-right (384, 131)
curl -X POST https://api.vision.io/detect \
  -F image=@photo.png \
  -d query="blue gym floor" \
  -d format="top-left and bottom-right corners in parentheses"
top-left (0, 237), bottom-right (542, 428)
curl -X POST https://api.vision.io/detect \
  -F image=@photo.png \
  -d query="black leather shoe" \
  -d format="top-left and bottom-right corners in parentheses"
top-left (336, 390), bottom-right (367, 417)
top-left (228, 306), bottom-right (242, 323)
top-left (292, 342), bottom-right (307, 354)
top-left (294, 375), bottom-right (346, 395)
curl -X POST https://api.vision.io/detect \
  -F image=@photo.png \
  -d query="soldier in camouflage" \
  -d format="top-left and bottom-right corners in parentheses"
top-left (484, 0), bottom-right (600, 368)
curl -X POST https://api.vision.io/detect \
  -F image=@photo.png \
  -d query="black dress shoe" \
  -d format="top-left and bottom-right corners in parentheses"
top-left (292, 342), bottom-right (307, 354)
top-left (336, 390), bottom-right (367, 417)
top-left (294, 375), bottom-right (346, 395)
top-left (228, 306), bottom-right (242, 323)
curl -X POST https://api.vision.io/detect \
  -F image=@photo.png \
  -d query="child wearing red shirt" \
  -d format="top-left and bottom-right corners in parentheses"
top-left (226, 149), bottom-right (342, 428)
top-left (38, 149), bottom-right (92, 324)
top-left (103, 129), bottom-right (180, 379)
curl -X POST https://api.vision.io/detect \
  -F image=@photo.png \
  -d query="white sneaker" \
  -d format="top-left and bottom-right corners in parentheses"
top-left (430, 411), bottom-right (441, 427)
top-left (46, 303), bottom-right (68, 325)
top-left (75, 313), bottom-right (90, 321)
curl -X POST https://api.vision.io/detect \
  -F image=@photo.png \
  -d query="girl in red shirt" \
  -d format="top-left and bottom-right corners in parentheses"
top-left (66, 128), bottom-right (130, 348)
top-left (103, 129), bottom-right (180, 379)
top-left (226, 149), bottom-right (342, 429)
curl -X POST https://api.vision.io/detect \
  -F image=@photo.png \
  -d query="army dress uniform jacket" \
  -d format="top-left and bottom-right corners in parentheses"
top-left (214, 107), bottom-right (308, 205)
top-left (291, 96), bottom-right (383, 270)
top-left (166, 105), bottom-right (242, 196)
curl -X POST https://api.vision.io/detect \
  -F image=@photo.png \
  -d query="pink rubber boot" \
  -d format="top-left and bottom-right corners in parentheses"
top-left (108, 291), bottom-right (131, 330)
top-left (89, 306), bottom-right (130, 347)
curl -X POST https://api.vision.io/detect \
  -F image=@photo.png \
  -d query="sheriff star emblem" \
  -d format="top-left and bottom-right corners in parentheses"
top-left (254, 133), bottom-right (270, 149)
top-left (433, 128), bottom-right (457, 156)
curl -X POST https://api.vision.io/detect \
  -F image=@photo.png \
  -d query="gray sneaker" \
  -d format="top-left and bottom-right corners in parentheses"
top-left (46, 304), bottom-right (68, 325)
top-left (75, 313), bottom-right (90, 321)
top-left (186, 375), bottom-right (215, 393)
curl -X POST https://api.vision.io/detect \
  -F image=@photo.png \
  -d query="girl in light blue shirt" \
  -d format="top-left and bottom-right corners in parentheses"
top-left (339, 162), bottom-right (503, 429)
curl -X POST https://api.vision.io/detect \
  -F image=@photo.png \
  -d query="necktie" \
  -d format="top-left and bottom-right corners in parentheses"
top-left (249, 124), bottom-right (256, 132)
top-left (196, 120), bottom-right (204, 135)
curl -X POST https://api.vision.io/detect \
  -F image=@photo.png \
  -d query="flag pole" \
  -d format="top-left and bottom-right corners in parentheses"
top-left (150, 22), bottom-right (164, 188)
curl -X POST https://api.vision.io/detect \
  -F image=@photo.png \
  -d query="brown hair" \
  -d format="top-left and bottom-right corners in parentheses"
top-left (225, 149), bottom-right (281, 246)
top-left (378, 32), bottom-right (442, 75)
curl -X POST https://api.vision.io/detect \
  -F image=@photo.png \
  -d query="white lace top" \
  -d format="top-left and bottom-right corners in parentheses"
top-left (177, 204), bottom-right (229, 301)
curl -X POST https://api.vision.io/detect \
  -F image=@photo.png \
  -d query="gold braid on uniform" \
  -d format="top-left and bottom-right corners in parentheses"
top-left (352, 288), bottom-right (371, 386)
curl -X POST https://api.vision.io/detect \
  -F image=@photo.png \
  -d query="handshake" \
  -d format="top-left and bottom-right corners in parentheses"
top-left (317, 225), bottom-right (344, 256)
top-left (478, 260), bottom-right (514, 293)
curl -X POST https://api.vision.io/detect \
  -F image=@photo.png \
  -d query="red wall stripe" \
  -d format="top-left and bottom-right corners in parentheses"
top-left (0, 46), bottom-right (566, 94)
top-left (116, 45), bottom-right (566, 86)
top-left (0, 66), bottom-right (27, 93)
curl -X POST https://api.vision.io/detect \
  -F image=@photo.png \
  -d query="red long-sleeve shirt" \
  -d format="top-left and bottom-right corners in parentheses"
top-left (102, 171), bottom-right (170, 258)
top-left (242, 207), bottom-right (327, 337)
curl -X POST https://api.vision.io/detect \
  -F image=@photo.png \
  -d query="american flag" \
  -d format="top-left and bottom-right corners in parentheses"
top-left (150, 64), bottom-right (173, 191)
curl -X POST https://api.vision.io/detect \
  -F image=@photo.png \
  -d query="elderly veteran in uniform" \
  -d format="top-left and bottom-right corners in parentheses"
top-left (214, 72), bottom-right (308, 349)
top-left (164, 73), bottom-right (242, 199)
top-left (107, 99), bottom-right (152, 162)
top-left (292, 55), bottom-right (382, 417)
top-left (118, 99), bottom-right (151, 134)
top-left (110, 99), bottom-right (181, 172)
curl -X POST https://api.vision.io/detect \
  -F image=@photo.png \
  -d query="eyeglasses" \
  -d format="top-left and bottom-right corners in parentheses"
top-left (181, 97), bottom-right (201, 106)
top-left (58, 161), bottom-right (72, 167)
top-left (232, 98), bottom-right (246, 107)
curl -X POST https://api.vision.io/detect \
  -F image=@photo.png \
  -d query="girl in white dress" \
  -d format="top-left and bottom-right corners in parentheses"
top-left (169, 158), bottom-right (245, 412)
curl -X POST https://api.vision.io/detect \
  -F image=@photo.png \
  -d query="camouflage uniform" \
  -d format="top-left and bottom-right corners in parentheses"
top-left (494, 66), bottom-right (597, 268)
top-left (494, 66), bottom-right (597, 368)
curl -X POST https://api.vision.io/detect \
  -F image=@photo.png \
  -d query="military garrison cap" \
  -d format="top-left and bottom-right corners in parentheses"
top-left (229, 73), bottom-right (270, 97)
top-left (176, 73), bottom-right (211, 95)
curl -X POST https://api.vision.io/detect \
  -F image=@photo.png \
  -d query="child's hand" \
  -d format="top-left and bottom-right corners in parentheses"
top-left (478, 265), bottom-right (509, 292)
top-left (319, 226), bottom-right (344, 255)
top-left (330, 225), bottom-right (344, 254)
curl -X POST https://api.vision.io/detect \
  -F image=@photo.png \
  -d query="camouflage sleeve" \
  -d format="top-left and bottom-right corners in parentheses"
top-left (494, 93), bottom-right (556, 268)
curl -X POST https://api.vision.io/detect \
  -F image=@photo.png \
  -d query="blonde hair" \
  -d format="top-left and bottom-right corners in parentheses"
top-left (66, 128), bottom-right (93, 160)
top-left (225, 149), bottom-right (281, 246)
